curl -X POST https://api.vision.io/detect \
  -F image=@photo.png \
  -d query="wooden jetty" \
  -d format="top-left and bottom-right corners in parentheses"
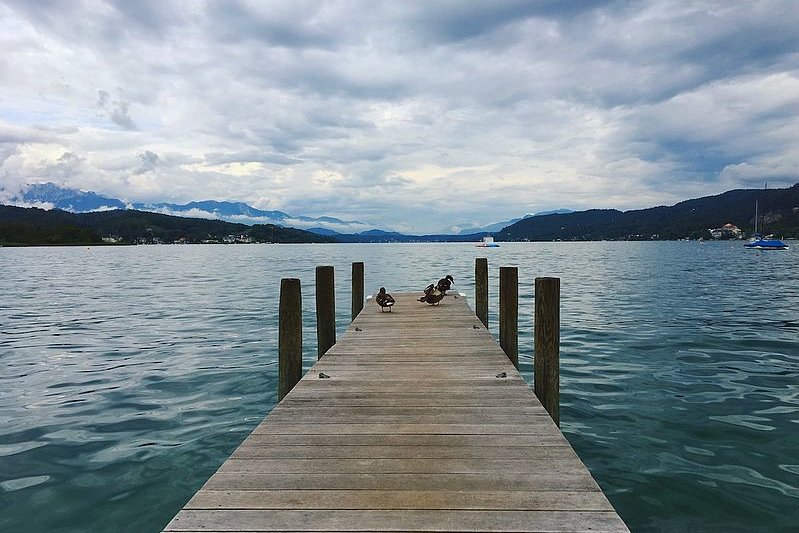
top-left (163, 290), bottom-right (628, 532)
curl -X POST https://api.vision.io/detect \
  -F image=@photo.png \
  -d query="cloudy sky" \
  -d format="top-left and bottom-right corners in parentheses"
top-left (1, 1), bottom-right (798, 233)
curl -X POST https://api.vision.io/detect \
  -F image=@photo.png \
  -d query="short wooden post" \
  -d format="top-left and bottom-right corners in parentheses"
top-left (278, 278), bottom-right (302, 401)
top-left (351, 262), bottom-right (364, 321)
top-left (499, 266), bottom-right (518, 368)
top-left (534, 277), bottom-right (560, 427)
top-left (315, 265), bottom-right (336, 359)
top-left (475, 258), bottom-right (488, 328)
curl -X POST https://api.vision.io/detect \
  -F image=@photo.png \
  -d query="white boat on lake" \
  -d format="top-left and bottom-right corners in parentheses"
top-left (475, 236), bottom-right (500, 247)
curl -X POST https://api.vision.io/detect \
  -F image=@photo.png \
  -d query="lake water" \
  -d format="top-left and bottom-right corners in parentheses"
top-left (1, 242), bottom-right (797, 532)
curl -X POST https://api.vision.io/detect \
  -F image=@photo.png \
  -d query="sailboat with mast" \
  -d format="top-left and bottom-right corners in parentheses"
top-left (743, 184), bottom-right (789, 250)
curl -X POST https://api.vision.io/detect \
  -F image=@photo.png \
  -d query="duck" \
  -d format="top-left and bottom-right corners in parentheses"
top-left (376, 287), bottom-right (396, 312)
top-left (436, 275), bottom-right (454, 294)
top-left (418, 283), bottom-right (445, 306)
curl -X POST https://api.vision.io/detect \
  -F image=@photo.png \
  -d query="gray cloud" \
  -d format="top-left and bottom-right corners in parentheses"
top-left (97, 90), bottom-right (109, 107)
top-left (206, 0), bottom-right (342, 49)
top-left (47, 151), bottom-right (87, 182)
top-left (109, 100), bottom-right (136, 130)
top-left (0, 122), bottom-right (54, 144)
top-left (204, 150), bottom-right (302, 166)
top-left (134, 150), bottom-right (159, 174)
top-left (96, 90), bottom-right (137, 130)
top-left (107, 0), bottom-right (188, 34)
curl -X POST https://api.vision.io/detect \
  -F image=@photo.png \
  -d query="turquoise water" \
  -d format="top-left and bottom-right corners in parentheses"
top-left (1, 242), bottom-right (797, 532)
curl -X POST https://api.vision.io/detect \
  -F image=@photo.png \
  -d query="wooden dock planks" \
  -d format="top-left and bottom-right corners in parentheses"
top-left (163, 293), bottom-right (628, 532)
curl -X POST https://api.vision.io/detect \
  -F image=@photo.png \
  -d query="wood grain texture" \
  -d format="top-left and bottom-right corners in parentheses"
top-left (161, 292), bottom-right (628, 532)
top-left (316, 265), bottom-right (336, 359)
top-left (278, 278), bottom-right (302, 401)
top-left (499, 266), bottom-right (519, 368)
top-left (535, 277), bottom-right (561, 427)
top-left (351, 262), bottom-right (364, 322)
top-left (475, 257), bottom-right (489, 328)
top-left (184, 490), bottom-right (616, 511)
top-left (166, 509), bottom-right (627, 532)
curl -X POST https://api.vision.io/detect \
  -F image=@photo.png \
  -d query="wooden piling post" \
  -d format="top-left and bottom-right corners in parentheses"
top-left (351, 262), bottom-right (364, 321)
top-left (475, 258), bottom-right (488, 328)
top-left (535, 277), bottom-right (560, 427)
top-left (499, 266), bottom-right (518, 368)
top-left (278, 278), bottom-right (302, 401)
top-left (315, 265), bottom-right (336, 359)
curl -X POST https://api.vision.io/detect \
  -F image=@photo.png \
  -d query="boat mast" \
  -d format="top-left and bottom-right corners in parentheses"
top-left (761, 182), bottom-right (767, 237)
top-left (754, 199), bottom-right (758, 236)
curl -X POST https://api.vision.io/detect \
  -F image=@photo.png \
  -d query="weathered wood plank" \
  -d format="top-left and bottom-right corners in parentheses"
top-left (202, 472), bottom-right (602, 491)
top-left (240, 433), bottom-right (571, 447)
top-left (251, 423), bottom-right (560, 435)
top-left (165, 509), bottom-right (628, 532)
top-left (287, 372), bottom-right (528, 381)
top-left (286, 381), bottom-right (530, 391)
top-left (230, 444), bottom-right (573, 459)
top-left (282, 387), bottom-right (536, 396)
top-left (184, 490), bottom-right (616, 511)
top-left (262, 416), bottom-right (555, 426)
top-left (266, 406), bottom-right (548, 416)
top-left (263, 407), bottom-right (551, 423)
top-left (217, 457), bottom-right (589, 475)
top-left (281, 397), bottom-right (539, 407)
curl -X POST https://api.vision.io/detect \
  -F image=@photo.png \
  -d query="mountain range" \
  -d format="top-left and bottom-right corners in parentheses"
top-left (500, 184), bottom-right (799, 241)
top-left (6, 182), bottom-right (551, 238)
top-left (456, 210), bottom-right (575, 235)
top-left (8, 183), bottom-right (371, 234)
top-left (0, 204), bottom-right (333, 246)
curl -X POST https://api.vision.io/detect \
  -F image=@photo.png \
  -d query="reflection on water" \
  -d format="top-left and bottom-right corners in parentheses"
top-left (1, 242), bottom-right (797, 532)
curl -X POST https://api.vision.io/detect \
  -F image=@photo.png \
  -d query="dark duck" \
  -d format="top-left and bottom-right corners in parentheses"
top-left (376, 287), bottom-right (396, 312)
top-left (418, 283), bottom-right (445, 306)
top-left (436, 275), bottom-right (454, 294)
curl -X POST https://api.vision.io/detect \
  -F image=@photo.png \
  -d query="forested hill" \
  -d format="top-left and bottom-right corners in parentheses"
top-left (0, 205), bottom-right (334, 245)
top-left (499, 184), bottom-right (799, 241)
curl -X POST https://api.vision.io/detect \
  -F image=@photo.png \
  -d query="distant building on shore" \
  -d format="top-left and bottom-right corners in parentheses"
top-left (709, 223), bottom-right (743, 239)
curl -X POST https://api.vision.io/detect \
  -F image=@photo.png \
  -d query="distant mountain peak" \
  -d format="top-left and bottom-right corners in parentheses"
top-left (533, 208), bottom-right (574, 217)
top-left (11, 183), bottom-right (369, 233)
top-left (457, 209), bottom-right (574, 235)
top-left (19, 182), bottom-right (126, 211)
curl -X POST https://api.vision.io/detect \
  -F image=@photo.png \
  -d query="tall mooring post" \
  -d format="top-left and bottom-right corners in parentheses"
top-left (278, 278), bottom-right (302, 401)
top-left (499, 266), bottom-right (518, 369)
top-left (475, 257), bottom-right (488, 328)
top-left (352, 262), bottom-right (364, 321)
top-left (315, 265), bottom-right (336, 359)
top-left (535, 276), bottom-right (560, 426)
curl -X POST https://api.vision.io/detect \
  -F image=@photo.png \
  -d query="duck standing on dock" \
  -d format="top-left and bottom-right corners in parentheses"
top-left (436, 275), bottom-right (454, 294)
top-left (418, 283), bottom-right (445, 306)
top-left (375, 287), bottom-right (396, 312)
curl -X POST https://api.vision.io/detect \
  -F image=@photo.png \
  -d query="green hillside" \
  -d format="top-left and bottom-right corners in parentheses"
top-left (499, 184), bottom-right (799, 241)
top-left (0, 206), bottom-right (334, 245)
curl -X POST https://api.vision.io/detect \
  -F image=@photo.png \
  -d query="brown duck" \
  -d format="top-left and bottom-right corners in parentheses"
top-left (436, 275), bottom-right (454, 294)
top-left (376, 287), bottom-right (396, 312)
top-left (418, 283), bottom-right (444, 306)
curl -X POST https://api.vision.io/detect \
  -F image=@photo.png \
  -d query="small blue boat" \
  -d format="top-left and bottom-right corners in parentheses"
top-left (744, 237), bottom-right (788, 250)
top-left (744, 192), bottom-right (788, 250)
